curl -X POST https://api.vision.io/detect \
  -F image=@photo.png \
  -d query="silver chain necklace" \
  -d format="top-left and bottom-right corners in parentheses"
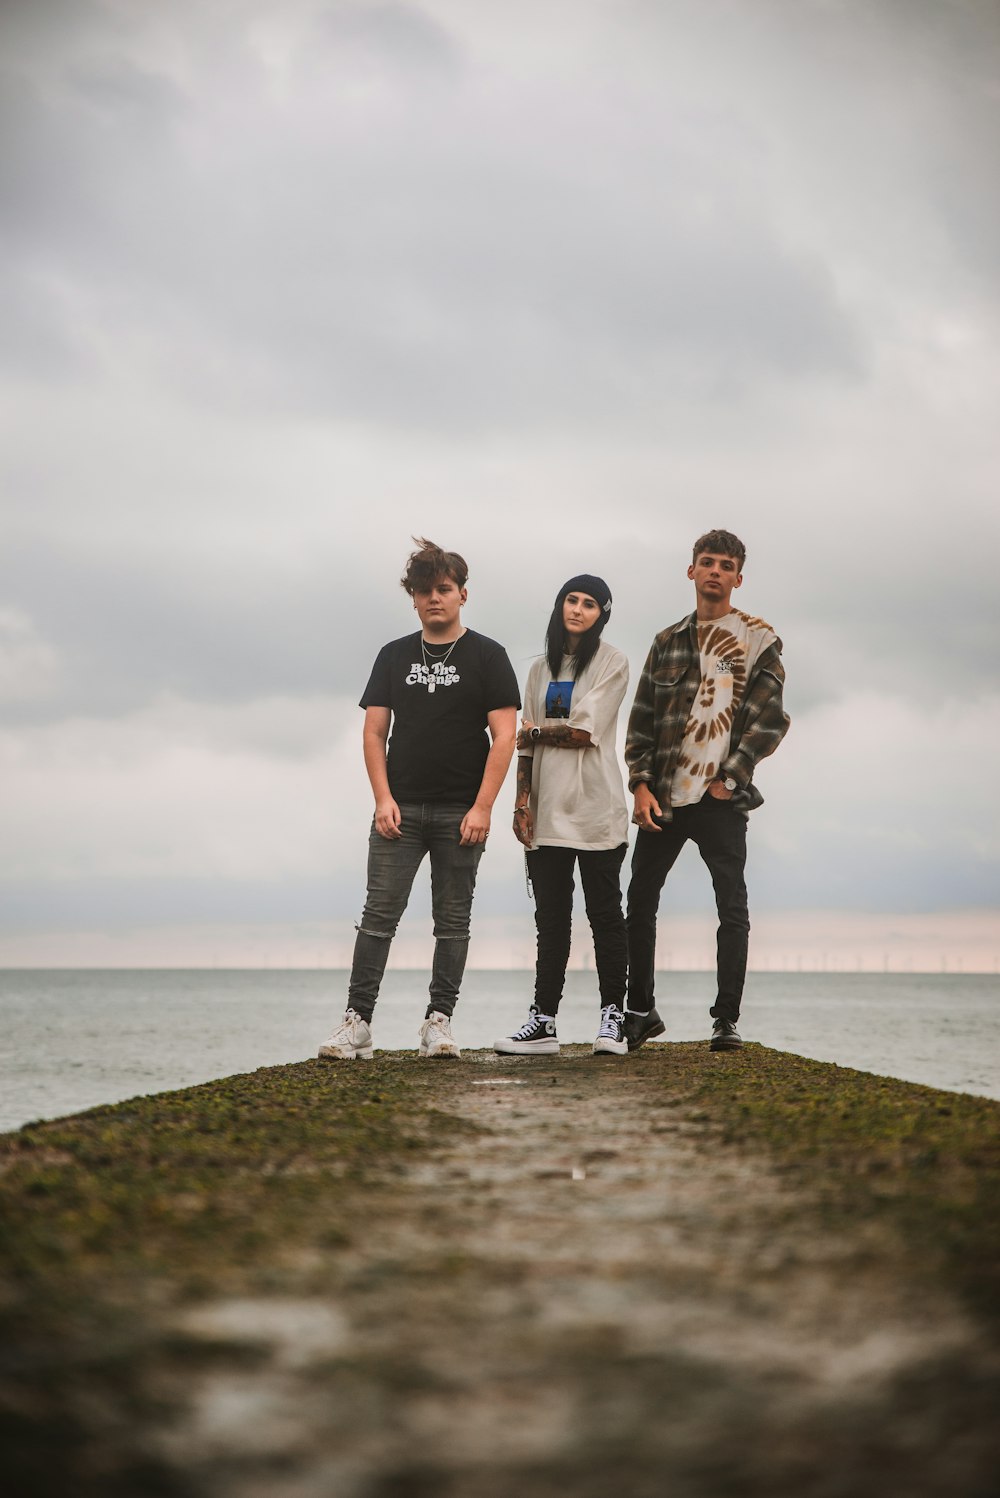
top-left (421, 634), bottom-right (461, 693)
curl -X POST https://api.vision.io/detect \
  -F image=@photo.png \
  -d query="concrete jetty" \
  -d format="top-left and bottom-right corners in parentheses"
top-left (2, 1044), bottom-right (998, 1495)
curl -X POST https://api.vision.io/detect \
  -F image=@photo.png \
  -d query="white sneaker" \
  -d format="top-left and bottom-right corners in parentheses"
top-left (418, 1011), bottom-right (461, 1059)
top-left (593, 1004), bottom-right (628, 1056)
top-left (318, 1009), bottom-right (373, 1060)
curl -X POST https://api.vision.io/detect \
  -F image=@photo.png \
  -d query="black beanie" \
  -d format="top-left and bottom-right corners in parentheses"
top-left (556, 573), bottom-right (612, 631)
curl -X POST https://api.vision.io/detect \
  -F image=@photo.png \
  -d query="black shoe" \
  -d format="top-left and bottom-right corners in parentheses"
top-left (710, 1018), bottom-right (743, 1051)
top-left (623, 1007), bottom-right (666, 1051)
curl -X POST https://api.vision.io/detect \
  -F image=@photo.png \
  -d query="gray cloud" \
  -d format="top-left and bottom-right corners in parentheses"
top-left (306, 1), bottom-right (463, 78)
top-left (3, 504), bottom-right (996, 744)
top-left (0, 0), bottom-right (998, 945)
top-left (0, 535), bottom-right (395, 720)
top-left (1, 3), bottom-right (868, 432)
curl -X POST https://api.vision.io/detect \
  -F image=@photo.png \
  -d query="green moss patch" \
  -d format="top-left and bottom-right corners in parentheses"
top-left (648, 1043), bottom-right (1000, 1319)
top-left (0, 1058), bottom-right (446, 1313)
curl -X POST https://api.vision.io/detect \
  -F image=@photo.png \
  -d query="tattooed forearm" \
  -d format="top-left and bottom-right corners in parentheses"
top-left (515, 725), bottom-right (594, 750)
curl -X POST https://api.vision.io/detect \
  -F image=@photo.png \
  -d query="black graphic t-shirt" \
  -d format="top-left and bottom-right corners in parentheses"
top-left (360, 630), bottom-right (521, 804)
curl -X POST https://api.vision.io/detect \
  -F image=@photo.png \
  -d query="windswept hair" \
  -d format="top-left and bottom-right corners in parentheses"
top-left (692, 528), bottom-right (746, 571)
top-left (400, 537), bottom-right (468, 595)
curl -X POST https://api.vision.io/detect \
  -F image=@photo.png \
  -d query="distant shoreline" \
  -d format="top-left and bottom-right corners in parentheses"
top-left (2, 964), bottom-right (999, 976)
top-left (4, 969), bottom-right (999, 1135)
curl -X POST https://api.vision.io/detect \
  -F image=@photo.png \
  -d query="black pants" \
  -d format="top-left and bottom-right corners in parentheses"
top-left (626, 797), bottom-right (749, 1023)
top-left (527, 844), bottom-right (628, 1015)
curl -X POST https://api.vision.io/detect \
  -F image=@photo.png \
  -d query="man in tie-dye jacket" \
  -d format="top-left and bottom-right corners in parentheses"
top-left (623, 528), bottom-right (790, 1054)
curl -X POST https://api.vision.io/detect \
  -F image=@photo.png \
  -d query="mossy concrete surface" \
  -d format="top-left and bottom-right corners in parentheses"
top-left (1, 1043), bottom-right (998, 1497)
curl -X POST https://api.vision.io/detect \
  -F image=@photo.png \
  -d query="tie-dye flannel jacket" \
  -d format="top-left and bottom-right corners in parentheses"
top-left (624, 612), bottom-right (789, 820)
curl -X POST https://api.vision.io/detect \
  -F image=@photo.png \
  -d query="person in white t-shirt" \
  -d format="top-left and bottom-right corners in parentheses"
top-left (494, 574), bottom-right (631, 1057)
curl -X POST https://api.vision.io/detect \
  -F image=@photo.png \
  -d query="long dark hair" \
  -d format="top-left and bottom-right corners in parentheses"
top-left (545, 605), bottom-right (603, 680)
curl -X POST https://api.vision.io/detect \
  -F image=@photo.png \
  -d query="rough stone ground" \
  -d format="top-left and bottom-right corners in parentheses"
top-left (3, 1043), bottom-right (999, 1497)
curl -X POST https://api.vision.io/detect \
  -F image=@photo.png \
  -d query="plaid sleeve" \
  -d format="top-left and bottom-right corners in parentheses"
top-left (624, 641), bottom-right (659, 790)
top-left (721, 642), bottom-right (790, 787)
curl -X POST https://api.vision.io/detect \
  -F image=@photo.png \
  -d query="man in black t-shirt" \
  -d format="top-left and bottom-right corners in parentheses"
top-left (319, 538), bottom-right (520, 1060)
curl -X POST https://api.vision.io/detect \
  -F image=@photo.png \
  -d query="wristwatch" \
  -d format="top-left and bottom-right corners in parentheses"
top-left (530, 726), bottom-right (542, 742)
top-left (721, 776), bottom-right (737, 792)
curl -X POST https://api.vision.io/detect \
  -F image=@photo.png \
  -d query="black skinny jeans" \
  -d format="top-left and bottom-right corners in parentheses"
top-left (626, 796), bottom-right (749, 1023)
top-left (527, 844), bottom-right (628, 1015)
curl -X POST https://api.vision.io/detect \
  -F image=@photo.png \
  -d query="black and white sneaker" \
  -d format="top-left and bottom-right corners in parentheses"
top-left (494, 1009), bottom-right (559, 1055)
top-left (710, 1018), bottom-right (743, 1051)
top-left (593, 1004), bottom-right (628, 1056)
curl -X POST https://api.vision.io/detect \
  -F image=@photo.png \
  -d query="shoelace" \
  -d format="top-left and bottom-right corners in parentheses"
top-left (597, 1005), bottom-right (624, 1037)
top-left (511, 1011), bottom-right (549, 1040)
top-left (330, 1011), bottom-right (364, 1043)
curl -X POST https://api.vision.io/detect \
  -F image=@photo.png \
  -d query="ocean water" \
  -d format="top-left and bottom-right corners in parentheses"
top-left (1, 969), bottom-right (998, 1134)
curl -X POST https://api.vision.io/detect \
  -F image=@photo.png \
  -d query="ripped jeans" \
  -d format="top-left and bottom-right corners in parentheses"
top-left (347, 803), bottom-right (485, 1022)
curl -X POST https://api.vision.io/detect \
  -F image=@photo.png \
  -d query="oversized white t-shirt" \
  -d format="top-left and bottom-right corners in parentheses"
top-left (521, 639), bottom-right (630, 850)
top-left (670, 609), bottom-right (777, 807)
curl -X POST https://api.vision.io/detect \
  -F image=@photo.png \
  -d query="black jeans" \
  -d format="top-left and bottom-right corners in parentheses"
top-left (527, 844), bottom-right (628, 1015)
top-left (626, 797), bottom-right (749, 1023)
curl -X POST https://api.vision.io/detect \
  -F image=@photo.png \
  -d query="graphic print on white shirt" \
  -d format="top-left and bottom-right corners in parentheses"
top-left (669, 610), bottom-right (776, 807)
top-left (545, 680), bottom-right (574, 719)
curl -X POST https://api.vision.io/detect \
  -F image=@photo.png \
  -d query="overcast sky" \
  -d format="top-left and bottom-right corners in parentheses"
top-left (2, 0), bottom-right (998, 970)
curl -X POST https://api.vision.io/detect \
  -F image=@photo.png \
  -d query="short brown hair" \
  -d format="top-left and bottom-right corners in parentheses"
top-left (400, 536), bottom-right (468, 595)
top-left (692, 528), bottom-right (745, 571)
